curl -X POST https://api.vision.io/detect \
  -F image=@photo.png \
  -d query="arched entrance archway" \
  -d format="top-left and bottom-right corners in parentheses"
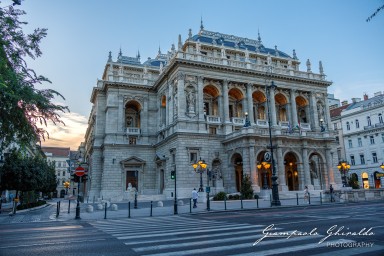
top-left (309, 153), bottom-right (325, 190)
top-left (256, 151), bottom-right (272, 189)
top-left (231, 153), bottom-right (243, 192)
top-left (284, 152), bottom-right (299, 191)
top-left (362, 172), bottom-right (369, 189)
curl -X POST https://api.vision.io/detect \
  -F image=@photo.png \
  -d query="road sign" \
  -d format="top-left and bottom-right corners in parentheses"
top-left (75, 166), bottom-right (85, 177)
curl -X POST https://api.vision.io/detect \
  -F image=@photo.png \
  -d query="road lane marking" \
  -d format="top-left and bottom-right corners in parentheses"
top-left (0, 238), bottom-right (106, 249)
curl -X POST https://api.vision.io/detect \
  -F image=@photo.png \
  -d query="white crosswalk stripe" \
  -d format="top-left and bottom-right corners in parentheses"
top-left (90, 216), bottom-right (384, 255)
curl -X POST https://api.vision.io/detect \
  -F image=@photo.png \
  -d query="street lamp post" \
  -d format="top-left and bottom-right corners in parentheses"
top-left (381, 163), bottom-right (384, 170)
top-left (257, 162), bottom-right (271, 189)
top-left (63, 181), bottom-right (70, 195)
top-left (266, 80), bottom-right (281, 206)
top-left (192, 158), bottom-right (210, 210)
top-left (337, 160), bottom-right (350, 187)
top-left (192, 158), bottom-right (207, 192)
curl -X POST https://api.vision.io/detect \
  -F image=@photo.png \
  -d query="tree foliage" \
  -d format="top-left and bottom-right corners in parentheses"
top-left (0, 2), bottom-right (68, 149)
top-left (241, 174), bottom-right (254, 199)
top-left (0, 149), bottom-right (57, 195)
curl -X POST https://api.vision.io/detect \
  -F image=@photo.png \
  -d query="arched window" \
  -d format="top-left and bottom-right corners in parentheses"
top-left (125, 101), bottom-right (141, 128)
top-left (367, 116), bottom-right (371, 126)
top-left (379, 113), bottom-right (383, 124)
top-left (346, 121), bottom-right (350, 130)
top-left (355, 119), bottom-right (359, 128)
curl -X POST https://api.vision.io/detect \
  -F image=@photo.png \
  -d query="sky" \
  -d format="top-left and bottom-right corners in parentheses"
top-left (3, 0), bottom-right (383, 149)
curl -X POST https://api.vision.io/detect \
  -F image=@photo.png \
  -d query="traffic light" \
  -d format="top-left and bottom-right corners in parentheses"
top-left (171, 170), bottom-right (176, 179)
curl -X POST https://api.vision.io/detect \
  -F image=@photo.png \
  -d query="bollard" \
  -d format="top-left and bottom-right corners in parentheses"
top-left (296, 193), bottom-right (299, 205)
top-left (0, 199), bottom-right (2, 214)
top-left (320, 192), bottom-right (322, 205)
top-left (128, 201), bottom-right (131, 218)
top-left (240, 196), bottom-right (243, 209)
top-left (257, 197), bottom-right (259, 208)
top-left (68, 199), bottom-right (71, 214)
top-left (224, 196), bottom-right (227, 210)
top-left (87, 196), bottom-right (89, 204)
top-left (190, 198), bottom-right (192, 213)
top-left (104, 202), bottom-right (107, 219)
top-left (308, 194), bottom-right (311, 205)
top-left (56, 202), bottom-right (59, 218)
top-left (150, 201), bottom-right (153, 217)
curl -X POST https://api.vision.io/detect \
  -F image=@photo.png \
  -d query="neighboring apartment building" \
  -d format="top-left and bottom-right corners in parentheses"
top-left (42, 147), bottom-right (71, 197)
top-left (331, 92), bottom-right (384, 188)
top-left (82, 25), bottom-right (341, 201)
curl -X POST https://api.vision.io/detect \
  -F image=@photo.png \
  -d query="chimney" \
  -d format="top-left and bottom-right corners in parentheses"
top-left (363, 94), bottom-right (368, 100)
top-left (351, 98), bottom-right (361, 103)
top-left (341, 100), bottom-right (348, 106)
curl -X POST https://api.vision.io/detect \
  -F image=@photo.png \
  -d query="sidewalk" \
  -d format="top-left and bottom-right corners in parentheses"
top-left (52, 195), bottom-right (325, 221)
top-left (0, 194), bottom-right (334, 223)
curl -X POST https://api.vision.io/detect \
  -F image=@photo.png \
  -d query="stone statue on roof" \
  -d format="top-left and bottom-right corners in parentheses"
top-left (306, 59), bottom-right (311, 72)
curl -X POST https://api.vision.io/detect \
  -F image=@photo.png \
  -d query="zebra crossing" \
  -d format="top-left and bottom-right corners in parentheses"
top-left (90, 216), bottom-right (384, 256)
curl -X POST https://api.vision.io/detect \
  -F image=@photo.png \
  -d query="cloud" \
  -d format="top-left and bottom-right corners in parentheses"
top-left (40, 112), bottom-right (88, 149)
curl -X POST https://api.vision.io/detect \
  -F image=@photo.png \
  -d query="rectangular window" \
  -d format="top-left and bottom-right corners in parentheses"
top-left (350, 155), bottom-right (355, 166)
top-left (333, 123), bottom-right (338, 130)
top-left (372, 152), bottom-right (378, 163)
top-left (190, 153), bottom-right (197, 163)
top-left (360, 154), bottom-right (365, 165)
top-left (348, 139), bottom-right (353, 148)
top-left (355, 119), bottom-right (359, 128)
top-left (62, 171), bottom-right (65, 176)
top-left (381, 133), bottom-right (384, 143)
top-left (370, 135), bottom-right (375, 144)
top-left (209, 127), bottom-right (217, 134)
top-left (129, 137), bottom-right (137, 145)
top-left (358, 138), bottom-right (362, 147)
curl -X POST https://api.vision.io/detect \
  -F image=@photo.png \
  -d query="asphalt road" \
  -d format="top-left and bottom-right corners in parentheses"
top-left (0, 201), bottom-right (383, 256)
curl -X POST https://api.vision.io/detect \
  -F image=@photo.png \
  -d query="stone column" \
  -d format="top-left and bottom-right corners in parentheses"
top-left (290, 89), bottom-right (298, 127)
top-left (302, 146), bottom-right (313, 190)
top-left (310, 92), bottom-right (319, 131)
top-left (325, 148), bottom-right (342, 188)
top-left (277, 146), bottom-right (288, 191)
top-left (297, 163), bottom-right (305, 190)
top-left (324, 93), bottom-right (332, 130)
top-left (197, 76), bottom-right (204, 120)
top-left (177, 72), bottom-right (185, 118)
top-left (269, 86), bottom-right (277, 126)
top-left (249, 145), bottom-right (259, 192)
top-left (246, 83), bottom-right (254, 124)
top-left (168, 83), bottom-right (173, 124)
top-left (222, 80), bottom-right (229, 123)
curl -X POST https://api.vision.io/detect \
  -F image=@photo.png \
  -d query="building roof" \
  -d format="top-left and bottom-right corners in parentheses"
top-left (345, 94), bottom-right (384, 111)
top-left (330, 104), bottom-right (351, 118)
top-left (41, 147), bottom-right (70, 158)
top-left (191, 29), bottom-right (292, 58)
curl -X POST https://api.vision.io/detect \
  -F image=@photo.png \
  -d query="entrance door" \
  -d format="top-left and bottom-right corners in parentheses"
top-left (126, 171), bottom-right (138, 191)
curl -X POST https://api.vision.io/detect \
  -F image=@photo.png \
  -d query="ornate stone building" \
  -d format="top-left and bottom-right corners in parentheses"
top-left (83, 25), bottom-right (342, 201)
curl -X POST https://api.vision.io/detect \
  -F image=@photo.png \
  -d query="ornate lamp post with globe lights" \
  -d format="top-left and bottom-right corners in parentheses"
top-left (337, 160), bottom-right (350, 187)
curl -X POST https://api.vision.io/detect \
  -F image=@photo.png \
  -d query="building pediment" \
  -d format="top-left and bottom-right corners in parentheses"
top-left (120, 156), bottom-right (146, 166)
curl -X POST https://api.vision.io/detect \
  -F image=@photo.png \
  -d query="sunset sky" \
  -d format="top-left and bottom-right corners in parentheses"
top-left (6, 0), bottom-right (383, 149)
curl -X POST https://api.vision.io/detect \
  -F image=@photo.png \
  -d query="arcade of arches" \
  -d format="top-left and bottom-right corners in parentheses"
top-left (229, 149), bottom-right (327, 193)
